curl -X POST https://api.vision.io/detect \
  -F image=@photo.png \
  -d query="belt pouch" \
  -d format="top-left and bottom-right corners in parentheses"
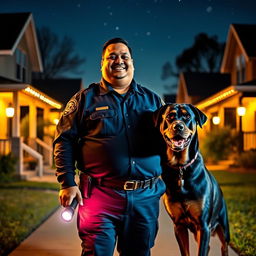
top-left (79, 174), bottom-right (92, 199)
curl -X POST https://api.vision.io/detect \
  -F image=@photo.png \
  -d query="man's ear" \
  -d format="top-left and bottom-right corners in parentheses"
top-left (188, 104), bottom-right (207, 128)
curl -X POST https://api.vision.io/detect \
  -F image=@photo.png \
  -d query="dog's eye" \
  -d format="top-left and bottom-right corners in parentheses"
top-left (184, 114), bottom-right (191, 120)
top-left (166, 113), bottom-right (175, 121)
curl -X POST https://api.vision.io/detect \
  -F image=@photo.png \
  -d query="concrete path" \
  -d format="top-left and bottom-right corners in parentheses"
top-left (9, 201), bottom-right (237, 256)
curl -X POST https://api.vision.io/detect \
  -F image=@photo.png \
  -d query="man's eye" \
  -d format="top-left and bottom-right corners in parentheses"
top-left (184, 114), bottom-right (191, 120)
top-left (122, 55), bottom-right (129, 60)
top-left (107, 55), bottom-right (116, 60)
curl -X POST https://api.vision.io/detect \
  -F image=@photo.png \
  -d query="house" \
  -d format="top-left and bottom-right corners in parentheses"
top-left (176, 24), bottom-right (256, 151)
top-left (0, 12), bottom-right (63, 178)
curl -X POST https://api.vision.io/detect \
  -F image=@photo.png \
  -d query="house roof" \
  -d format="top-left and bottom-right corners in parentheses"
top-left (0, 12), bottom-right (43, 72)
top-left (32, 78), bottom-right (83, 105)
top-left (221, 23), bottom-right (256, 72)
top-left (0, 75), bottom-right (27, 91)
top-left (232, 24), bottom-right (256, 58)
top-left (183, 72), bottom-right (231, 101)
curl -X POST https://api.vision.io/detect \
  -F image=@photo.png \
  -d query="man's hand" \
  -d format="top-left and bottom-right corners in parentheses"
top-left (59, 186), bottom-right (83, 207)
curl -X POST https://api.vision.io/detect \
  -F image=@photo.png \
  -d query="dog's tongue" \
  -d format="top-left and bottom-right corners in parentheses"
top-left (173, 139), bottom-right (185, 147)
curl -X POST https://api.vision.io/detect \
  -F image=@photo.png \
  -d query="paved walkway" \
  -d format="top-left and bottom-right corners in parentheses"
top-left (9, 168), bottom-right (238, 256)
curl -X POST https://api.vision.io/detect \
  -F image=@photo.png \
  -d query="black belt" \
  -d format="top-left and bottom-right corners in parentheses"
top-left (93, 176), bottom-right (160, 191)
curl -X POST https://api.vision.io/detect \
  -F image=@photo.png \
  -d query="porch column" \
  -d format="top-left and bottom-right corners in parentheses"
top-left (11, 137), bottom-right (23, 176)
top-left (28, 103), bottom-right (37, 148)
top-left (12, 91), bottom-right (20, 137)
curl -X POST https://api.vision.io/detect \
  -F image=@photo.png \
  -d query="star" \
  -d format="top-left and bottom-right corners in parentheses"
top-left (115, 26), bottom-right (119, 31)
top-left (146, 32), bottom-right (151, 36)
top-left (103, 22), bottom-right (107, 26)
top-left (206, 6), bottom-right (213, 13)
top-left (109, 12), bottom-right (113, 16)
top-left (77, 3), bottom-right (81, 8)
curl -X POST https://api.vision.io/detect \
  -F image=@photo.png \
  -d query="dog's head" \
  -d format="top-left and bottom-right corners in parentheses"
top-left (154, 104), bottom-right (207, 152)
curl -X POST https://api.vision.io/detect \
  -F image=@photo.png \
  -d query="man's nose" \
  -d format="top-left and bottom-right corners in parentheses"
top-left (172, 122), bottom-right (184, 131)
top-left (114, 56), bottom-right (123, 63)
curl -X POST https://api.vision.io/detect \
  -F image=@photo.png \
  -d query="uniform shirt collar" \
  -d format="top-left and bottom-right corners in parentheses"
top-left (99, 79), bottom-right (144, 96)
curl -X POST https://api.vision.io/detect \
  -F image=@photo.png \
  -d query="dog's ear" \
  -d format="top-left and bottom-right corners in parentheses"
top-left (188, 104), bottom-right (207, 128)
top-left (153, 105), bottom-right (168, 128)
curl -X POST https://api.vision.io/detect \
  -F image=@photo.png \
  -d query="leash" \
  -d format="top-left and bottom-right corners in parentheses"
top-left (167, 151), bottom-right (199, 189)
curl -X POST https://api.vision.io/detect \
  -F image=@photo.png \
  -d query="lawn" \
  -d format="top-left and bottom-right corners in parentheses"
top-left (211, 171), bottom-right (256, 256)
top-left (0, 181), bottom-right (59, 256)
top-left (0, 172), bottom-right (255, 256)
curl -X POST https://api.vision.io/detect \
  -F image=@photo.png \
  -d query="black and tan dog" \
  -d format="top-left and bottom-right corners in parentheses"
top-left (154, 104), bottom-right (230, 256)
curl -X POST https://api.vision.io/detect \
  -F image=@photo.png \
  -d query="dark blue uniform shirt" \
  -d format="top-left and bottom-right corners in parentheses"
top-left (54, 79), bottom-right (164, 189)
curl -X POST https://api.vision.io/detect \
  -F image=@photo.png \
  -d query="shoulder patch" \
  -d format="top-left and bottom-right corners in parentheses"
top-left (63, 98), bottom-right (78, 116)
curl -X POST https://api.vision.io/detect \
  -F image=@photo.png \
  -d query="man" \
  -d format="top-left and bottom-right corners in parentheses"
top-left (54, 38), bottom-right (166, 256)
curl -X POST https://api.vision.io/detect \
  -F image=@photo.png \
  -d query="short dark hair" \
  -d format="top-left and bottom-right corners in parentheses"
top-left (102, 38), bottom-right (132, 57)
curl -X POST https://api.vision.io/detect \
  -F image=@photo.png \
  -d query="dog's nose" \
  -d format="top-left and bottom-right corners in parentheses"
top-left (173, 122), bottom-right (184, 131)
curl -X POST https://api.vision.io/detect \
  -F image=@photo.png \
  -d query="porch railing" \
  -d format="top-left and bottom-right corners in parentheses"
top-left (21, 142), bottom-right (43, 177)
top-left (0, 139), bottom-right (11, 155)
top-left (243, 132), bottom-right (256, 151)
top-left (35, 138), bottom-right (53, 166)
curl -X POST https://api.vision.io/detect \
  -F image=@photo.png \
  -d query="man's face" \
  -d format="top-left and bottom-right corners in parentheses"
top-left (101, 43), bottom-right (134, 86)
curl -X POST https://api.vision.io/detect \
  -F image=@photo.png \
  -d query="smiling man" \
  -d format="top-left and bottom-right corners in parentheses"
top-left (54, 38), bottom-right (166, 256)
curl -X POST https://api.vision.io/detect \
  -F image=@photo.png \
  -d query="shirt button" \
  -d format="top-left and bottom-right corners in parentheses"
top-left (127, 125), bottom-right (131, 128)
top-left (132, 161), bottom-right (136, 165)
top-left (125, 114), bottom-right (129, 117)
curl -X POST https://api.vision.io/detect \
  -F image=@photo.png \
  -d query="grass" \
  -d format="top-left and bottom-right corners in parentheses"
top-left (211, 171), bottom-right (256, 256)
top-left (0, 181), bottom-right (59, 256)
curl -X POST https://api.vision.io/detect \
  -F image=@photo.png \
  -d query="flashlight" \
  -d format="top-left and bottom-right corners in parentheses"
top-left (61, 198), bottom-right (78, 222)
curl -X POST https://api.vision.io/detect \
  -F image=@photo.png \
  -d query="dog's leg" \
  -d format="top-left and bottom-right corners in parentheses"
top-left (197, 226), bottom-right (210, 256)
top-left (174, 224), bottom-right (190, 256)
top-left (216, 225), bottom-right (229, 256)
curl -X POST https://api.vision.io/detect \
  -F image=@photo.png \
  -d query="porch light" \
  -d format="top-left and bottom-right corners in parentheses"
top-left (6, 104), bottom-right (14, 117)
top-left (212, 116), bottom-right (220, 125)
top-left (53, 118), bottom-right (59, 125)
top-left (237, 106), bottom-right (246, 116)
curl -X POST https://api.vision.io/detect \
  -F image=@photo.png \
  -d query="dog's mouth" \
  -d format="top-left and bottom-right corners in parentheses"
top-left (164, 134), bottom-right (192, 151)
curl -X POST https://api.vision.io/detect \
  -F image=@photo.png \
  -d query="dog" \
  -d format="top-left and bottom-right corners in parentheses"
top-left (154, 103), bottom-right (230, 256)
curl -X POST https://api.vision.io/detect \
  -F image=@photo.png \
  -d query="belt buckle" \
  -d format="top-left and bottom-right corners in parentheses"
top-left (124, 180), bottom-right (138, 190)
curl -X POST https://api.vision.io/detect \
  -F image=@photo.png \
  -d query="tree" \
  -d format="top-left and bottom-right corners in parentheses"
top-left (161, 33), bottom-right (225, 82)
top-left (36, 27), bottom-right (85, 79)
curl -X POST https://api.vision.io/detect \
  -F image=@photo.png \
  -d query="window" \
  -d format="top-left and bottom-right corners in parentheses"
top-left (224, 108), bottom-right (236, 129)
top-left (236, 55), bottom-right (246, 84)
top-left (15, 49), bottom-right (27, 82)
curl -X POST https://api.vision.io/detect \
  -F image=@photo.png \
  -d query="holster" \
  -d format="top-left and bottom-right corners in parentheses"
top-left (79, 173), bottom-right (92, 199)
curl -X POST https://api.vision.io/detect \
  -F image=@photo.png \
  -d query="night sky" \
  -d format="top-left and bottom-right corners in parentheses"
top-left (1, 0), bottom-right (256, 97)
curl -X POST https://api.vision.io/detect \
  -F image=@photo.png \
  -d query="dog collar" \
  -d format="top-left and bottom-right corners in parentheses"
top-left (167, 152), bottom-right (199, 189)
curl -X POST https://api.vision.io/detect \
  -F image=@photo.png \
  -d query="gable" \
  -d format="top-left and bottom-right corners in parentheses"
top-left (0, 12), bottom-right (42, 72)
top-left (221, 24), bottom-right (256, 73)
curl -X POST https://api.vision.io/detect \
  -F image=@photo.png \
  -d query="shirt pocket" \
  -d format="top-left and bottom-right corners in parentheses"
top-left (87, 110), bottom-right (117, 136)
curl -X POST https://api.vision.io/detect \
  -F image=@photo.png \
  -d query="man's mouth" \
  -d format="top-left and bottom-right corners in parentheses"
top-left (164, 134), bottom-right (192, 151)
top-left (112, 64), bottom-right (126, 71)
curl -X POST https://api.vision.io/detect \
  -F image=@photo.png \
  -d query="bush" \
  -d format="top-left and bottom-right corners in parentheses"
top-left (236, 150), bottom-right (256, 168)
top-left (0, 153), bottom-right (17, 182)
top-left (200, 127), bottom-right (239, 163)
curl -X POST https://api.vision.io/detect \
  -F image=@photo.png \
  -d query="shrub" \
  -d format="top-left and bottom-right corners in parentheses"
top-left (0, 153), bottom-right (17, 182)
top-left (200, 127), bottom-right (239, 163)
top-left (236, 149), bottom-right (256, 168)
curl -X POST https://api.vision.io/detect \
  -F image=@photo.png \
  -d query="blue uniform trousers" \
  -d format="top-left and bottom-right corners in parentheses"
top-left (77, 179), bottom-right (166, 256)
